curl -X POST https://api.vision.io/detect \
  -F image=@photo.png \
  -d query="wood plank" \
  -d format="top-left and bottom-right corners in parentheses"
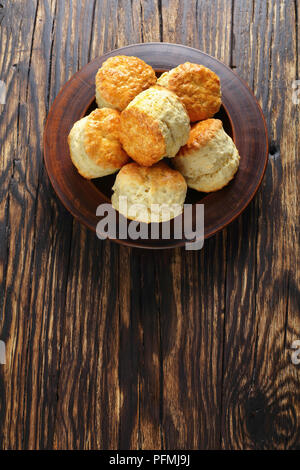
top-left (51, 0), bottom-right (121, 450)
top-left (121, 3), bottom-right (164, 450)
top-left (156, 0), bottom-right (233, 450)
top-left (0, 0), bottom-right (76, 449)
top-left (161, 0), bottom-right (233, 65)
top-left (221, 0), bottom-right (300, 449)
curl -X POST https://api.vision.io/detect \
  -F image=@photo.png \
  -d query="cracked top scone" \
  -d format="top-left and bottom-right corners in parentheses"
top-left (111, 161), bottom-right (187, 223)
top-left (95, 55), bottom-right (157, 111)
top-left (173, 119), bottom-right (240, 192)
top-left (119, 86), bottom-right (190, 167)
top-left (68, 108), bottom-right (129, 179)
top-left (157, 62), bottom-right (221, 122)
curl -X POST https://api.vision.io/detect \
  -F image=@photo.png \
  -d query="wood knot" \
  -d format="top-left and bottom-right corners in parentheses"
top-left (245, 390), bottom-right (297, 448)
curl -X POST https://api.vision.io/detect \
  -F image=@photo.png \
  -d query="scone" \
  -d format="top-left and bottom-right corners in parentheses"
top-left (119, 86), bottom-right (190, 167)
top-left (173, 119), bottom-right (240, 192)
top-left (157, 62), bottom-right (221, 122)
top-left (111, 162), bottom-right (187, 223)
top-left (68, 108), bottom-right (129, 179)
top-left (95, 55), bottom-right (157, 111)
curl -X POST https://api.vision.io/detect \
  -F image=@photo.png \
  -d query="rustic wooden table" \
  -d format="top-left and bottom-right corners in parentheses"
top-left (0, 0), bottom-right (299, 450)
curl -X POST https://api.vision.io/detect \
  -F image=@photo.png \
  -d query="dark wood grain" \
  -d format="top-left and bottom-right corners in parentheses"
top-left (0, 0), bottom-right (299, 450)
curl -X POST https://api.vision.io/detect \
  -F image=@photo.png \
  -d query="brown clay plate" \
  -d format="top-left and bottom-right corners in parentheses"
top-left (43, 43), bottom-right (268, 249)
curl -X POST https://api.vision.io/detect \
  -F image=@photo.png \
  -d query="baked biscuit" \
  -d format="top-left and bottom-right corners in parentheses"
top-left (157, 62), bottom-right (221, 122)
top-left (68, 108), bottom-right (129, 179)
top-left (95, 55), bottom-right (157, 111)
top-left (119, 86), bottom-right (190, 166)
top-left (173, 119), bottom-right (240, 192)
top-left (111, 162), bottom-right (187, 223)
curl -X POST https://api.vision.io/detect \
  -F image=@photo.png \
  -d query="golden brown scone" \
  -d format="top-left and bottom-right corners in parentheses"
top-left (95, 55), bottom-right (157, 111)
top-left (68, 108), bottom-right (129, 179)
top-left (119, 86), bottom-right (190, 166)
top-left (157, 62), bottom-right (221, 122)
top-left (173, 119), bottom-right (240, 192)
top-left (111, 162), bottom-right (187, 223)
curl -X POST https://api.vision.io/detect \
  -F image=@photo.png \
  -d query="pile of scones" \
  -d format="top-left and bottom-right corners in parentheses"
top-left (68, 56), bottom-right (240, 223)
